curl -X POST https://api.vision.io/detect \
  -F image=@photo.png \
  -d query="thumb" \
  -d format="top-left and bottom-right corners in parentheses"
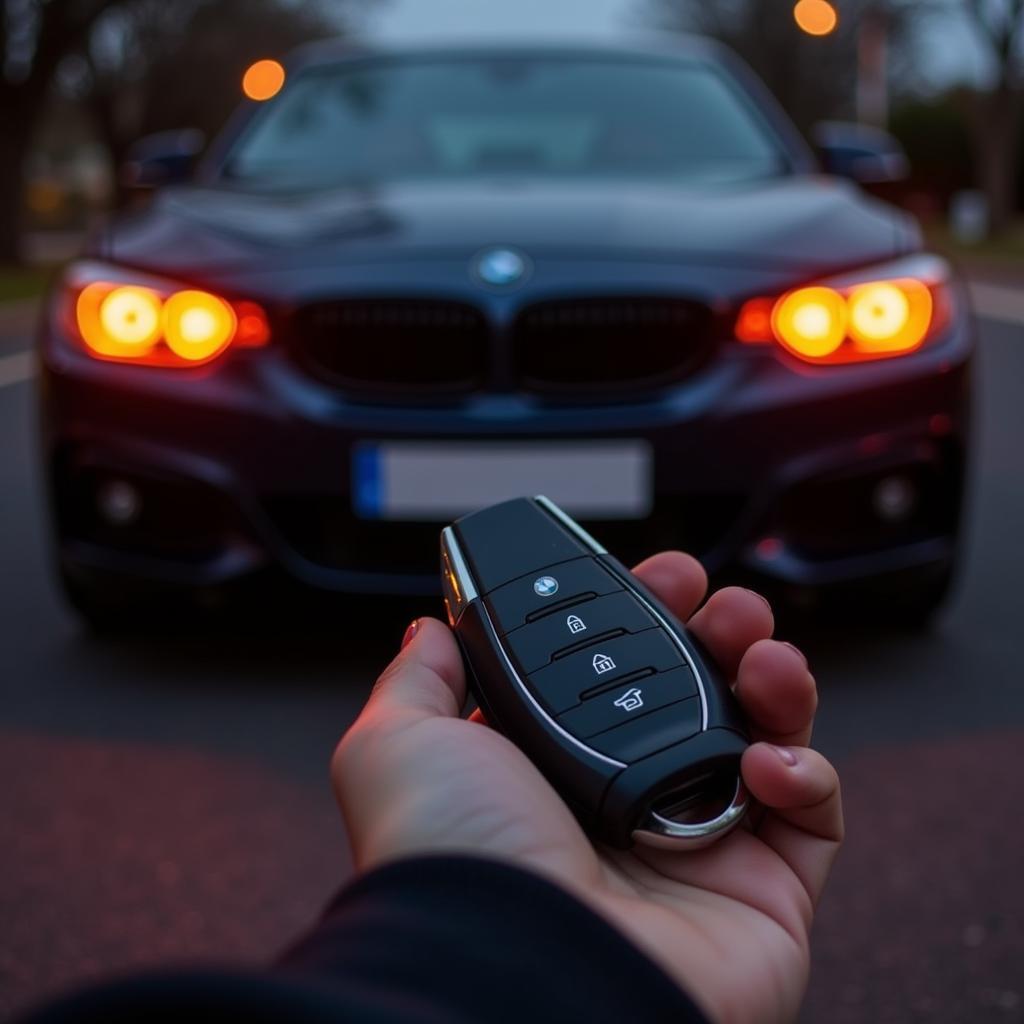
top-left (331, 618), bottom-right (467, 868)
top-left (359, 617), bottom-right (468, 726)
top-left (741, 743), bottom-right (843, 908)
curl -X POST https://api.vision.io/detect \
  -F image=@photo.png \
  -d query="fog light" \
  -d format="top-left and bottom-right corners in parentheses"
top-left (97, 480), bottom-right (142, 526)
top-left (873, 476), bottom-right (916, 523)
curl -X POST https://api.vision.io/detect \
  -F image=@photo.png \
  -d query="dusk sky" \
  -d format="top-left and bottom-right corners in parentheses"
top-left (365, 0), bottom-right (633, 38)
top-left (358, 0), bottom-right (995, 90)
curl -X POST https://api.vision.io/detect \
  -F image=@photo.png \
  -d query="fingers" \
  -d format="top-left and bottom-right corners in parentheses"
top-left (741, 743), bottom-right (844, 907)
top-left (359, 618), bottom-right (467, 726)
top-left (633, 566), bottom-right (805, 744)
top-left (734, 639), bottom-right (817, 748)
top-left (632, 551), bottom-right (708, 623)
top-left (686, 587), bottom-right (774, 679)
top-left (618, 555), bottom-right (779, 683)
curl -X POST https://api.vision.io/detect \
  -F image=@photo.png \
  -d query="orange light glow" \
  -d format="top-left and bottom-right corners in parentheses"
top-left (71, 275), bottom-right (268, 366)
top-left (847, 279), bottom-right (933, 354)
top-left (735, 297), bottom-right (776, 343)
top-left (794, 0), bottom-right (838, 36)
top-left (76, 283), bottom-right (163, 358)
top-left (162, 290), bottom-right (237, 362)
top-left (772, 286), bottom-right (847, 359)
top-left (763, 277), bottom-right (938, 364)
top-left (242, 59), bottom-right (286, 101)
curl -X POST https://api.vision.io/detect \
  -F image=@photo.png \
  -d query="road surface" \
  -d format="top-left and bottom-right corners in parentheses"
top-left (1, 295), bottom-right (1022, 1023)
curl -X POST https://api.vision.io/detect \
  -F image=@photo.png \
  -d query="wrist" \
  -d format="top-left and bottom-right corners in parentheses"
top-left (286, 855), bottom-right (709, 1023)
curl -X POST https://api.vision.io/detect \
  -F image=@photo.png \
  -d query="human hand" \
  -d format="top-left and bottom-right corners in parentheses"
top-left (331, 553), bottom-right (842, 1024)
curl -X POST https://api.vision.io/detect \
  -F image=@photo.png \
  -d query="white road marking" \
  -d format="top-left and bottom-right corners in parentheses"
top-left (969, 283), bottom-right (1024, 327)
top-left (0, 351), bottom-right (35, 389)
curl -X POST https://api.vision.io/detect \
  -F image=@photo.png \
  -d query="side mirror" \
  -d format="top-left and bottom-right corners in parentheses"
top-left (812, 121), bottom-right (910, 186)
top-left (120, 129), bottom-right (206, 190)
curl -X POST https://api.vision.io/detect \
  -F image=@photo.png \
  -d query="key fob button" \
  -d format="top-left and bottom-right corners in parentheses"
top-left (556, 667), bottom-right (698, 739)
top-left (485, 557), bottom-right (623, 635)
top-left (586, 696), bottom-right (703, 762)
top-left (503, 591), bottom-right (657, 675)
top-left (528, 630), bottom-right (685, 714)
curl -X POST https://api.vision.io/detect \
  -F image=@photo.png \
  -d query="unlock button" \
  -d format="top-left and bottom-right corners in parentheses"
top-left (502, 591), bottom-right (657, 676)
top-left (525, 630), bottom-right (685, 714)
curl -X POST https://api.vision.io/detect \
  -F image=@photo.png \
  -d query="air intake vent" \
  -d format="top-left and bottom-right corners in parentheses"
top-left (295, 298), bottom-right (489, 395)
top-left (514, 297), bottom-right (714, 395)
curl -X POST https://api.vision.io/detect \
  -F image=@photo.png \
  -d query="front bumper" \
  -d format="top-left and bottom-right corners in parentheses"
top-left (39, 306), bottom-right (973, 599)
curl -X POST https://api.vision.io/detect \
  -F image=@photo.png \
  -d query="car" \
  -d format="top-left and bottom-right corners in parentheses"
top-left (38, 37), bottom-right (973, 628)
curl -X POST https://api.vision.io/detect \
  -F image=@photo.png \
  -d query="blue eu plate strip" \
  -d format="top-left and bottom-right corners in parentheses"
top-left (353, 444), bottom-right (382, 519)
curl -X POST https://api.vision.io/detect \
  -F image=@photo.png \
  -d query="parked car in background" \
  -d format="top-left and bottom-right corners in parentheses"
top-left (38, 37), bottom-right (973, 627)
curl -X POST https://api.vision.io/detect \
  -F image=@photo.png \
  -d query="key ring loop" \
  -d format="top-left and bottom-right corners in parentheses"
top-left (632, 775), bottom-right (748, 850)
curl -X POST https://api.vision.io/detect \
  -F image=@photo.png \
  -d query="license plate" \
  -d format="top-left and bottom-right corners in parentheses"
top-left (353, 441), bottom-right (653, 521)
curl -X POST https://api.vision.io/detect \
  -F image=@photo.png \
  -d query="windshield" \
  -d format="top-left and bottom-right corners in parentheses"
top-left (223, 55), bottom-right (787, 189)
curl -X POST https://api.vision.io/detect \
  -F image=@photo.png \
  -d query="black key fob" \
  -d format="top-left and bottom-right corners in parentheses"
top-left (441, 496), bottom-right (749, 850)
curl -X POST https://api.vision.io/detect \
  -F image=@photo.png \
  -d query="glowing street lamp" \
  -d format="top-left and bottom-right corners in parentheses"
top-left (242, 59), bottom-right (286, 101)
top-left (793, 0), bottom-right (839, 36)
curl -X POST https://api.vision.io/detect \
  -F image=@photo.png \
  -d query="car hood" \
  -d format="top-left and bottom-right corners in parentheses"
top-left (102, 176), bottom-right (918, 280)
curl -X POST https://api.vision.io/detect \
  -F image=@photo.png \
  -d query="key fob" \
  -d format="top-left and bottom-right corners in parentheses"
top-left (441, 495), bottom-right (749, 850)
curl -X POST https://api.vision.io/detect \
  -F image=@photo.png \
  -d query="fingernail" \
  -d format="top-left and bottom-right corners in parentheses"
top-left (782, 642), bottom-right (807, 666)
top-left (401, 619), bottom-right (420, 650)
top-left (772, 745), bottom-right (799, 767)
top-left (744, 588), bottom-right (773, 612)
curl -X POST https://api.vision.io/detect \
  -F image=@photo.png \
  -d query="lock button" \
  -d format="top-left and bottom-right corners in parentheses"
top-left (502, 591), bottom-right (657, 675)
top-left (526, 630), bottom-right (685, 715)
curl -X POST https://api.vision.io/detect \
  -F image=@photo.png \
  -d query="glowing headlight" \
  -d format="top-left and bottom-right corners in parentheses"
top-left (66, 263), bottom-right (269, 367)
top-left (772, 286), bottom-right (848, 359)
top-left (77, 284), bottom-right (163, 358)
top-left (736, 255), bottom-right (954, 365)
top-left (162, 290), bottom-right (237, 362)
top-left (847, 279), bottom-right (933, 353)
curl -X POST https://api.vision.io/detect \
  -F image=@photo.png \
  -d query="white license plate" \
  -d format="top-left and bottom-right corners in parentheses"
top-left (353, 441), bottom-right (653, 521)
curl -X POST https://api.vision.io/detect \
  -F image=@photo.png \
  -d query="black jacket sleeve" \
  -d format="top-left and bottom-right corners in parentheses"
top-left (18, 856), bottom-right (708, 1024)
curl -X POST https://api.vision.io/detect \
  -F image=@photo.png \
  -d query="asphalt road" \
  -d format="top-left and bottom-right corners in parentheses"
top-left (2, 308), bottom-right (1022, 1023)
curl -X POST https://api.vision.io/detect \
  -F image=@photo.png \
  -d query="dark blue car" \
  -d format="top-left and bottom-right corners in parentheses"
top-left (39, 38), bottom-right (972, 626)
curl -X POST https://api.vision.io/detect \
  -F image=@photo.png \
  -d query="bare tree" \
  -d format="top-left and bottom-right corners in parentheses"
top-left (74, 0), bottom-right (337, 192)
top-left (1, 0), bottom-right (121, 262)
top-left (1, 0), bottom-right (371, 264)
top-left (647, 0), bottom-right (1023, 233)
top-left (960, 0), bottom-right (1024, 233)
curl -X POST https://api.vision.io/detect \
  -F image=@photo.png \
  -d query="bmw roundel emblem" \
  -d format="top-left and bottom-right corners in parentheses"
top-left (473, 247), bottom-right (531, 288)
top-left (533, 575), bottom-right (559, 597)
